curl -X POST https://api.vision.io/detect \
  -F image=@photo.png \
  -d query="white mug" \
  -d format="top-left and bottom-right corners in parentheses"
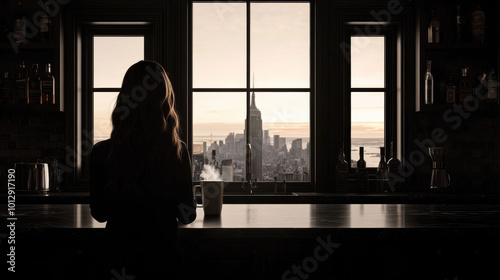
top-left (193, 180), bottom-right (224, 216)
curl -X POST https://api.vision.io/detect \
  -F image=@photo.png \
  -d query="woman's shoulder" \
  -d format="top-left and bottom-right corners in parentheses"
top-left (91, 139), bottom-right (111, 160)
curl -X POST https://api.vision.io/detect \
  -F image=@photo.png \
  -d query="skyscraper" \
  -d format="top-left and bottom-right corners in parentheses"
top-left (245, 91), bottom-right (263, 181)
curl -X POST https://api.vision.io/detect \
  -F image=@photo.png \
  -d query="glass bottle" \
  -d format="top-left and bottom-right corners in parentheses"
top-left (13, 1), bottom-right (26, 44)
top-left (40, 1), bottom-right (53, 41)
top-left (387, 142), bottom-right (401, 192)
top-left (487, 68), bottom-right (498, 103)
top-left (376, 147), bottom-right (388, 193)
top-left (459, 67), bottom-right (472, 103)
top-left (456, 5), bottom-right (462, 42)
top-left (42, 63), bottom-right (55, 104)
top-left (27, 64), bottom-right (42, 104)
top-left (425, 60), bottom-right (434, 104)
top-left (15, 60), bottom-right (27, 104)
top-left (336, 145), bottom-right (349, 192)
top-left (446, 76), bottom-right (457, 103)
top-left (0, 72), bottom-right (13, 104)
top-left (428, 9), bottom-right (440, 43)
top-left (355, 147), bottom-right (368, 192)
top-left (471, 5), bottom-right (486, 43)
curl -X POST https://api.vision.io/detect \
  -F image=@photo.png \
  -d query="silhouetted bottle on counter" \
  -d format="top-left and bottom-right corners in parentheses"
top-left (425, 60), bottom-right (434, 104)
top-left (27, 64), bottom-right (42, 104)
top-left (376, 147), bottom-right (388, 192)
top-left (387, 141), bottom-right (401, 192)
top-left (336, 145), bottom-right (349, 192)
top-left (355, 147), bottom-right (368, 192)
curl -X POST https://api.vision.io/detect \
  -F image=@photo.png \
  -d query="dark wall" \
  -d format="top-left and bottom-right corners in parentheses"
top-left (409, 110), bottom-right (500, 192)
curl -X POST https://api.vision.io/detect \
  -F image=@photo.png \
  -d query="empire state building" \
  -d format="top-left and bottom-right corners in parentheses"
top-left (245, 91), bottom-right (263, 181)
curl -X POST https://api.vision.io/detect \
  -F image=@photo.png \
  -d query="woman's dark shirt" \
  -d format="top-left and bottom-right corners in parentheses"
top-left (89, 139), bottom-right (196, 278)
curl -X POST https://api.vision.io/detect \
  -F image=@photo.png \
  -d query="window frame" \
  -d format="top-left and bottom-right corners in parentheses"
top-left (188, 0), bottom-right (315, 191)
top-left (345, 25), bottom-right (399, 170)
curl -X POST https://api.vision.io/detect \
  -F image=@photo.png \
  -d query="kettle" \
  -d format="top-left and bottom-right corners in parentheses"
top-left (14, 162), bottom-right (50, 192)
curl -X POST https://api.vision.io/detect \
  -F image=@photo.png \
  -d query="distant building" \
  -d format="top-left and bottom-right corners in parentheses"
top-left (221, 159), bottom-right (234, 182)
top-left (245, 91), bottom-right (263, 181)
top-left (290, 138), bottom-right (303, 159)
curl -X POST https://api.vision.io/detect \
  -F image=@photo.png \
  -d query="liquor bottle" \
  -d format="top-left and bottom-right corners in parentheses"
top-left (376, 147), bottom-right (388, 192)
top-left (27, 64), bottom-right (42, 104)
top-left (335, 145), bottom-right (349, 192)
top-left (487, 68), bottom-right (498, 103)
top-left (386, 141), bottom-right (401, 192)
top-left (39, 1), bottom-right (53, 41)
top-left (41, 63), bottom-right (55, 104)
top-left (428, 9), bottom-right (440, 43)
top-left (456, 5), bottom-right (462, 42)
top-left (0, 72), bottom-right (13, 104)
top-left (355, 147), bottom-right (368, 192)
top-left (13, 1), bottom-right (26, 44)
top-left (471, 5), bottom-right (486, 43)
top-left (15, 61), bottom-right (27, 103)
top-left (446, 76), bottom-right (457, 103)
top-left (458, 67), bottom-right (472, 102)
top-left (425, 60), bottom-right (434, 104)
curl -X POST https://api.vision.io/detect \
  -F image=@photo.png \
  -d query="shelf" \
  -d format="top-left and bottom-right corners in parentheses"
top-left (0, 103), bottom-right (63, 113)
top-left (424, 42), bottom-right (496, 50)
top-left (0, 41), bottom-right (57, 51)
top-left (416, 102), bottom-right (500, 113)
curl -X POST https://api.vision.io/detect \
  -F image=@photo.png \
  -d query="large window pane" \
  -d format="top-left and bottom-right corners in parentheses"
top-left (254, 92), bottom-right (310, 182)
top-left (251, 3), bottom-right (310, 88)
top-left (350, 36), bottom-right (385, 88)
top-left (193, 92), bottom-right (246, 182)
top-left (93, 92), bottom-right (119, 143)
top-left (351, 92), bottom-right (384, 167)
top-left (193, 3), bottom-right (246, 88)
top-left (93, 36), bottom-right (144, 88)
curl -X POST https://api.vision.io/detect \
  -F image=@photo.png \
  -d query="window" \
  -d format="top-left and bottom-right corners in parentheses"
top-left (191, 1), bottom-right (312, 186)
top-left (78, 24), bottom-right (154, 179)
top-left (93, 36), bottom-right (145, 143)
top-left (347, 27), bottom-right (398, 168)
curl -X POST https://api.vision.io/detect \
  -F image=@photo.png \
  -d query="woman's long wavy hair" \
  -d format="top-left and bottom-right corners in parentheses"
top-left (106, 60), bottom-right (182, 190)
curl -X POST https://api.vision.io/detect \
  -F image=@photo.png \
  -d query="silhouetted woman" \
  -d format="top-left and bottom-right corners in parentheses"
top-left (90, 60), bottom-right (196, 279)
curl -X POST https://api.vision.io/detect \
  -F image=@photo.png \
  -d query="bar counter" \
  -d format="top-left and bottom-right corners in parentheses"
top-left (2, 203), bottom-right (499, 279)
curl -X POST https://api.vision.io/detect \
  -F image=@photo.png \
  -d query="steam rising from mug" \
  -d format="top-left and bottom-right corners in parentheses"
top-left (200, 165), bottom-right (222, 181)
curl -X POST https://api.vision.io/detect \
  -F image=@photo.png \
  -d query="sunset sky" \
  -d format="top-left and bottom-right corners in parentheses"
top-left (93, 2), bottom-right (384, 146)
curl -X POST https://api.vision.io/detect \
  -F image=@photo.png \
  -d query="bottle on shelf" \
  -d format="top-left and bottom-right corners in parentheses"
top-left (335, 144), bottom-right (349, 192)
top-left (428, 9), bottom-right (440, 43)
top-left (487, 68), bottom-right (498, 103)
top-left (355, 146), bottom-right (368, 192)
top-left (445, 76), bottom-right (457, 104)
top-left (27, 64), bottom-right (42, 104)
top-left (386, 141), bottom-right (401, 192)
top-left (15, 60), bottom-right (27, 104)
top-left (376, 146), bottom-right (388, 193)
top-left (0, 72), bottom-right (13, 104)
top-left (40, 1), bottom-right (53, 42)
top-left (458, 67), bottom-right (472, 103)
top-left (13, 1), bottom-right (27, 44)
top-left (471, 5), bottom-right (486, 43)
top-left (425, 60), bottom-right (434, 104)
top-left (41, 63), bottom-right (55, 104)
top-left (456, 5), bottom-right (462, 42)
